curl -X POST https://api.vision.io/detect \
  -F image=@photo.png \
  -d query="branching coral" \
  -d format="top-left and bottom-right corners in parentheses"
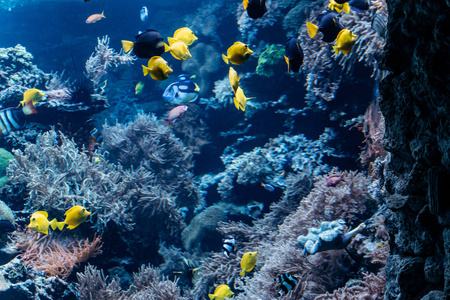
top-left (9, 229), bottom-right (102, 279)
top-left (85, 36), bottom-right (136, 91)
top-left (76, 264), bottom-right (188, 300)
top-left (6, 130), bottom-right (150, 231)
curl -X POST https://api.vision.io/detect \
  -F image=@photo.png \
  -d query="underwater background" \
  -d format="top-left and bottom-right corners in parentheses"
top-left (0, 0), bottom-right (390, 299)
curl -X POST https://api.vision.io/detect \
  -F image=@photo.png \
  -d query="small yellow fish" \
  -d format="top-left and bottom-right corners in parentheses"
top-left (228, 67), bottom-right (240, 94)
top-left (142, 56), bottom-right (173, 81)
top-left (164, 37), bottom-right (192, 61)
top-left (332, 29), bottom-right (357, 55)
top-left (208, 284), bottom-right (234, 300)
top-left (233, 86), bottom-right (253, 112)
top-left (20, 88), bottom-right (45, 107)
top-left (222, 42), bottom-right (253, 65)
top-left (135, 81), bottom-right (144, 95)
top-left (86, 11), bottom-right (105, 24)
top-left (328, 0), bottom-right (351, 13)
top-left (173, 27), bottom-right (198, 46)
top-left (240, 251), bottom-right (258, 276)
top-left (63, 205), bottom-right (91, 230)
top-left (28, 211), bottom-right (64, 235)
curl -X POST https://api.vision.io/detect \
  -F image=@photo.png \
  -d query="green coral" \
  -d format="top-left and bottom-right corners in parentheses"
top-left (256, 44), bottom-right (286, 77)
top-left (0, 148), bottom-right (13, 187)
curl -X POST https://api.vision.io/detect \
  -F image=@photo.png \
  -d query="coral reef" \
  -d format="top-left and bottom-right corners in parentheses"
top-left (255, 44), bottom-right (285, 77)
top-left (8, 229), bottom-right (102, 279)
top-left (0, 149), bottom-right (14, 186)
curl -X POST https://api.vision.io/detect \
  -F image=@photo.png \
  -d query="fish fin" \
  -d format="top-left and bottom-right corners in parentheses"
top-left (261, 183), bottom-right (265, 187)
top-left (36, 211), bottom-right (48, 218)
top-left (43, 228), bottom-right (49, 235)
top-left (22, 100), bottom-right (37, 115)
top-left (167, 37), bottom-right (179, 46)
top-left (164, 43), bottom-right (171, 52)
top-left (208, 294), bottom-right (216, 300)
top-left (243, 0), bottom-right (249, 9)
top-left (240, 269), bottom-right (246, 276)
top-left (343, 3), bottom-right (351, 13)
top-left (50, 218), bottom-right (65, 231)
top-left (142, 65), bottom-right (150, 77)
top-left (67, 224), bottom-right (78, 230)
top-left (121, 40), bottom-right (134, 53)
top-left (101, 11), bottom-right (105, 18)
top-left (284, 55), bottom-right (290, 72)
top-left (233, 97), bottom-right (240, 110)
top-left (222, 54), bottom-right (230, 64)
top-left (306, 22), bottom-right (318, 38)
top-left (162, 119), bottom-right (171, 126)
top-left (65, 206), bottom-right (77, 215)
top-left (190, 75), bottom-right (197, 79)
top-left (332, 45), bottom-right (340, 55)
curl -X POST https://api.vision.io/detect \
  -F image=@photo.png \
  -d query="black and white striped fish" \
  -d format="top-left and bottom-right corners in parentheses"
top-left (0, 101), bottom-right (37, 137)
top-left (222, 236), bottom-right (235, 258)
top-left (275, 273), bottom-right (298, 296)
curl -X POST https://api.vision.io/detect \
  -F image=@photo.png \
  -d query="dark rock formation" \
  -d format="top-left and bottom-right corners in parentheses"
top-left (379, 0), bottom-right (450, 299)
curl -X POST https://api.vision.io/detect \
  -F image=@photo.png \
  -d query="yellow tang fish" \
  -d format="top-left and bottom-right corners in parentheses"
top-left (173, 27), bottom-right (198, 46)
top-left (333, 29), bottom-right (357, 55)
top-left (222, 42), bottom-right (253, 65)
top-left (63, 205), bottom-right (91, 230)
top-left (142, 56), bottom-right (173, 81)
top-left (228, 67), bottom-right (240, 94)
top-left (135, 81), bottom-right (144, 95)
top-left (208, 284), bottom-right (234, 300)
top-left (234, 86), bottom-right (253, 112)
top-left (86, 11), bottom-right (105, 24)
top-left (20, 88), bottom-right (45, 107)
top-left (239, 251), bottom-right (258, 276)
top-left (28, 211), bottom-right (64, 235)
top-left (328, 0), bottom-right (351, 14)
top-left (164, 37), bottom-right (192, 61)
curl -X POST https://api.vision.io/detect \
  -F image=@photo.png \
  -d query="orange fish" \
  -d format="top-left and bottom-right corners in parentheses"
top-left (86, 11), bottom-right (105, 24)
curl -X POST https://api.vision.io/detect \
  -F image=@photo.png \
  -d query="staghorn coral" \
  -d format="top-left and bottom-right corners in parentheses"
top-left (85, 36), bottom-right (136, 91)
top-left (8, 229), bottom-right (102, 279)
top-left (76, 264), bottom-right (188, 300)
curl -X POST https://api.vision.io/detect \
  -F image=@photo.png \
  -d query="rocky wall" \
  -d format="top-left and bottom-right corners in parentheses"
top-left (379, 0), bottom-right (449, 299)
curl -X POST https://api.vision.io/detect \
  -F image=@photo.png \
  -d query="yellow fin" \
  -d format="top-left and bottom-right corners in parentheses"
top-left (67, 224), bottom-right (79, 230)
top-left (208, 294), bottom-right (215, 300)
top-left (101, 11), bottom-right (105, 18)
top-left (121, 40), bottom-right (134, 53)
top-left (243, 0), bottom-right (249, 9)
top-left (332, 45), bottom-right (340, 55)
top-left (222, 54), bottom-right (229, 64)
top-left (50, 218), bottom-right (65, 231)
top-left (239, 269), bottom-right (246, 276)
top-left (142, 65), bottom-right (150, 76)
top-left (36, 211), bottom-right (48, 218)
top-left (167, 37), bottom-right (179, 46)
top-left (306, 22), bottom-right (318, 38)
top-left (343, 2), bottom-right (350, 13)
top-left (164, 43), bottom-right (171, 52)
top-left (284, 55), bottom-right (290, 72)
top-left (234, 97), bottom-right (240, 110)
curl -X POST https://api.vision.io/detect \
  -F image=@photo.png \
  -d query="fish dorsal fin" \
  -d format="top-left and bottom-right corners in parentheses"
top-left (306, 22), bottom-right (318, 38)
top-left (65, 206), bottom-right (78, 216)
top-left (336, 29), bottom-right (345, 43)
top-left (173, 28), bottom-right (184, 37)
top-left (243, 0), bottom-right (249, 9)
top-left (36, 211), bottom-right (48, 218)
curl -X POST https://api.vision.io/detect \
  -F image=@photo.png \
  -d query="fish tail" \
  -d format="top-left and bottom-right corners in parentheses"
top-left (343, 3), bottom-right (351, 13)
top-left (222, 54), bottom-right (230, 64)
top-left (332, 45), bottom-right (340, 55)
top-left (239, 269), bottom-right (246, 276)
top-left (101, 11), bottom-right (106, 18)
top-left (164, 43), bottom-right (171, 52)
top-left (306, 22), bottom-right (318, 38)
top-left (121, 40), bottom-right (134, 53)
top-left (50, 218), bottom-right (65, 231)
top-left (142, 65), bottom-right (150, 77)
top-left (22, 99), bottom-right (37, 115)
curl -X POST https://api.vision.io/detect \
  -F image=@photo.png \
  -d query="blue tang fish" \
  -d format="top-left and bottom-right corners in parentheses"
top-left (163, 74), bottom-right (200, 104)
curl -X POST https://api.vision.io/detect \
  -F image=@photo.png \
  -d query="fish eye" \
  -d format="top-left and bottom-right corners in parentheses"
top-left (31, 217), bottom-right (36, 221)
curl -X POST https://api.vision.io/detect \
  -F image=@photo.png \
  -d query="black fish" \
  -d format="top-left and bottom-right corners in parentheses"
top-left (275, 273), bottom-right (298, 296)
top-left (0, 101), bottom-right (37, 137)
top-left (0, 220), bottom-right (15, 232)
top-left (333, 0), bottom-right (348, 4)
top-left (223, 236), bottom-right (235, 258)
top-left (122, 29), bottom-right (165, 59)
top-left (284, 37), bottom-right (304, 73)
top-left (243, 0), bottom-right (267, 19)
top-left (349, 0), bottom-right (370, 12)
top-left (307, 12), bottom-right (343, 43)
